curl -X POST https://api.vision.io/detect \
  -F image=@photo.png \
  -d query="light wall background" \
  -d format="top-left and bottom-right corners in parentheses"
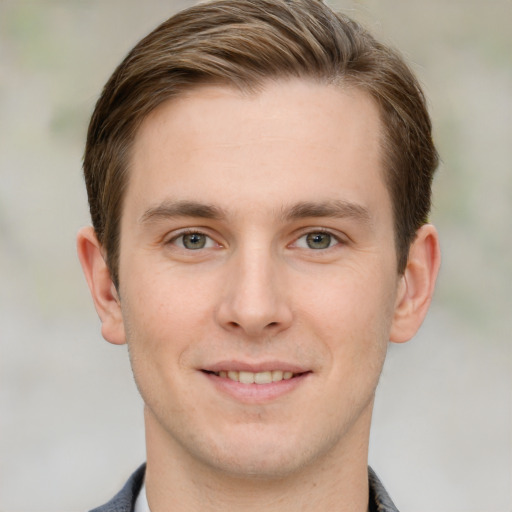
top-left (1, 1), bottom-right (510, 511)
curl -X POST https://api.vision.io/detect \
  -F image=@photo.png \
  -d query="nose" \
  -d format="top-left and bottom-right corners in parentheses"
top-left (215, 246), bottom-right (293, 338)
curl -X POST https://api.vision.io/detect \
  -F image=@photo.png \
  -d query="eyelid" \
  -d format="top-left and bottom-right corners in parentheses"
top-left (165, 228), bottom-right (221, 249)
top-left (290, 228), bottom-right (346, 249)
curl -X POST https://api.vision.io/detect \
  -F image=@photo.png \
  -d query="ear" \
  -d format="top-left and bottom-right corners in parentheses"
top-left (390, 224), bottom-right (441, 343)
top-left (76, 226), bottom-right (126, 345)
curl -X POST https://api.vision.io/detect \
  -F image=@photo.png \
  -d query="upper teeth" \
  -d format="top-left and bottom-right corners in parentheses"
top-left (216, 370), bottom-right (294, 384)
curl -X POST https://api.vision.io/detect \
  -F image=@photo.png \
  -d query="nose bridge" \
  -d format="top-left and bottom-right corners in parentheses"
top-left (217, 239), bottom-right (292, 336)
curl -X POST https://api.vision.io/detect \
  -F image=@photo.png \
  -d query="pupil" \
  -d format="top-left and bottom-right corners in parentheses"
top-left (184, 233), bottom-right (206, 249)
top-left (306, 232), bottom-right (330, 249)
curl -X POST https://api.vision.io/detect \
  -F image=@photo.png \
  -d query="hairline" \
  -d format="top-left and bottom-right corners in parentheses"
top-left (86, 2), bottom-right (437, 288)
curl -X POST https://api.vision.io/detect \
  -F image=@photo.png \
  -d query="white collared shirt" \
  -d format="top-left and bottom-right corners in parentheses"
top-left (134, 481), bottom-right (151, 512)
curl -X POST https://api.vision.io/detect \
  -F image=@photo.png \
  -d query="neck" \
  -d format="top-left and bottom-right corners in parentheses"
top-left (143, 407), bottom-right (372, 512)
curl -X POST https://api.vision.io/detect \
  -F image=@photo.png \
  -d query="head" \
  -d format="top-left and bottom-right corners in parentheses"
top-left (78, 0), bottom-right (441, 489)
top-left (83, 0), bottom-right (438, 289)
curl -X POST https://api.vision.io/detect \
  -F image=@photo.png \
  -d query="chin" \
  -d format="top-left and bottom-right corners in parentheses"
top-left (190, 424), bottom-right (337, 480)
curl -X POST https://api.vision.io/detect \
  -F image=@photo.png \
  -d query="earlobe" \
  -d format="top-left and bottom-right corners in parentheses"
top-left (390, 224), bottom-right (441, 344)
top-left (76, 226), bottom-right (126, 345)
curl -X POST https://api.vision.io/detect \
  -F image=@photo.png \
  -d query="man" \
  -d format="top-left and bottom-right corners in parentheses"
top-left (77, 0), bottom-right (440, 510)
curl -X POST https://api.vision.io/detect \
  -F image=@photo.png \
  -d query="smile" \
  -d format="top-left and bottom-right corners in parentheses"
top-left (211, 370), bottom-right (295, 384)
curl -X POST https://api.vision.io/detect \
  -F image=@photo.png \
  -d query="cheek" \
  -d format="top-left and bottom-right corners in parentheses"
top-left (120, 291), bottom-right (198, 419)
top-left (293, 265), bottom-right (396, 372)
top-left (122, 263), bottom-right (214, 330)
top-left (296, 265), bottom-right (396, 330)
top-left (119, 271), bottom-right (207, 377)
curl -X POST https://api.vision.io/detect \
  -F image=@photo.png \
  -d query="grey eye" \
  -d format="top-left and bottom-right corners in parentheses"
top-left (305, 232), bottom-right (332, 249)
top-left (182, 233), bottom-right (207, 249)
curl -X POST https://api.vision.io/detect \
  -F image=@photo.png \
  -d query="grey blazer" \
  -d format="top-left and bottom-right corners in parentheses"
top-left (89, 464), bottom-right (145, 512)
top-left (89, 463), bottom-right (399, 512)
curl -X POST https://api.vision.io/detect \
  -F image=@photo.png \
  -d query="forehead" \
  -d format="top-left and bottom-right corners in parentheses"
top-left (126, 79), bottom-right (389, 222)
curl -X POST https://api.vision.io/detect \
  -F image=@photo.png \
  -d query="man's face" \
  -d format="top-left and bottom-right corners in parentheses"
top-left (117, 80), bottom-right (402, 477)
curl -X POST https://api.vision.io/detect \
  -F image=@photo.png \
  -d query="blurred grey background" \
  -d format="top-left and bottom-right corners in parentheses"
top-left (0, 1), bottom-right (510, 511)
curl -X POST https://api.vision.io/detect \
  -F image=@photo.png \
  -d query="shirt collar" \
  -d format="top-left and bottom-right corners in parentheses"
top-left (134, 481), bottom-right (150, 512)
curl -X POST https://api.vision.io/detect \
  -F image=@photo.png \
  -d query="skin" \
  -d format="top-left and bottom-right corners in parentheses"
top-left (78, 79), bottom-right (440, 512)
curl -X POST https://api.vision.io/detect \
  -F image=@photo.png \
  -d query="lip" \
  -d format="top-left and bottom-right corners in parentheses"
top-left (200, 360), bottom-right (312, 404)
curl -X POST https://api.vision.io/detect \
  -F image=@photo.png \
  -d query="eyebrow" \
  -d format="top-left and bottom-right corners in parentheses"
top-left (139, 199), bottom-right (372, 226)
top-left (281, 200), bottom-right (372, 225)
top-left (139, 200), bottom-right (227, 224)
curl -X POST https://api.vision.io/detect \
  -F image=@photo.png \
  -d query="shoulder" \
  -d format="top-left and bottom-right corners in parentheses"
top-left (89, 463), bottom-right (146, 512)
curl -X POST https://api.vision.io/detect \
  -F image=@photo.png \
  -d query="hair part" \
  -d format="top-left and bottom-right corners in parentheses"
top-left (84, 0), bottom-right (438, 288)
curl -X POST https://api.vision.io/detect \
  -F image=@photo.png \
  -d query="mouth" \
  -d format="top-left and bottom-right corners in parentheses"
top-left (200, 365), bottom-right (311, 403)
top-left (202, 369), bottom-right (306, 384)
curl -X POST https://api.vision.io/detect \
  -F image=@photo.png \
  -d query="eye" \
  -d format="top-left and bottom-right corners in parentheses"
top-left (171, 232), bottom-right (216, 250)
top-left (294, 231), bottom-right (339, 250)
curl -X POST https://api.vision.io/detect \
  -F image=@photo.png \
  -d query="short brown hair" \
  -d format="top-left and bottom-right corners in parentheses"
top-left (84, 0), bottom-right (438, 287)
